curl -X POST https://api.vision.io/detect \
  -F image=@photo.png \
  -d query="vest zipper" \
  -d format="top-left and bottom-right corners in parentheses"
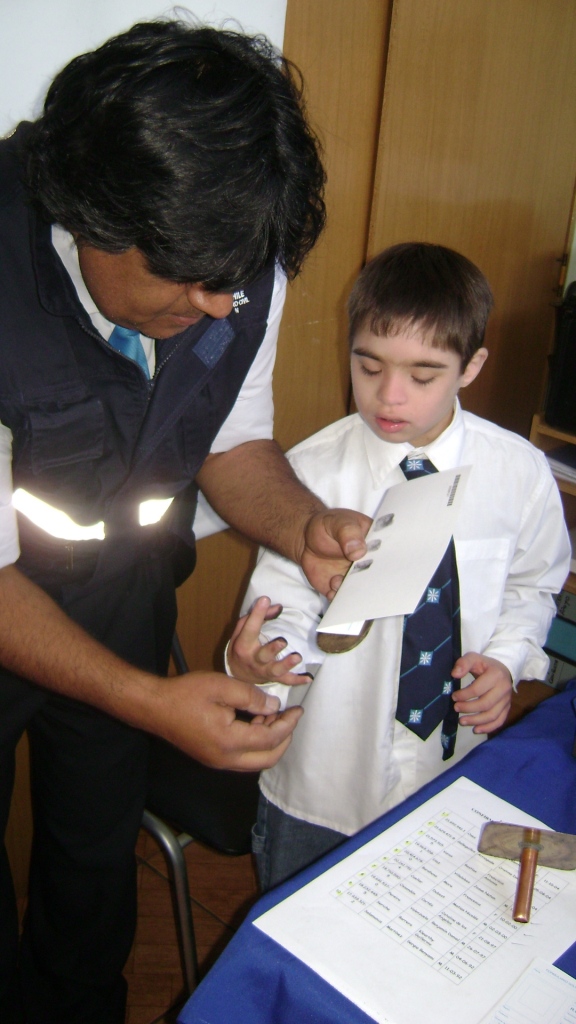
top-left (76, 319), bottom-right (186, 394)
top-left (76, 318), bottom-right (154, 389)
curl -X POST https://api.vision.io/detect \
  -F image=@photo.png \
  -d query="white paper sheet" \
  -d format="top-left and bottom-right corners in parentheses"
top-left (255, 778), bottom-right (576, 1024)
top-left (317, 466), bottom-right (471, 636)
top-left (480, 958), bottom-right (576, 1023)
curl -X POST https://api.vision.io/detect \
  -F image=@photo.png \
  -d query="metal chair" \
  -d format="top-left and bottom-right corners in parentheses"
top-left (142, 634), bottom-right (260, 995)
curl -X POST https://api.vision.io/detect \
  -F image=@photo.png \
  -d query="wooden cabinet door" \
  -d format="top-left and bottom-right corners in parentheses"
top-left (368, 0), bottom-right (576, 436)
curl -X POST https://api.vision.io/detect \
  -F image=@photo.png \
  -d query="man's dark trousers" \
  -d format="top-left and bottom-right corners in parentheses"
top-left (0, 551), bottom-right (179, 1024)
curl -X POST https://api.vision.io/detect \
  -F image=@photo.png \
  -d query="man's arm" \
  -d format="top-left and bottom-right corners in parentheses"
top-left (196, 439), bottom-right (371, 597)
top-left (0, 564), bottom-right (302, 770)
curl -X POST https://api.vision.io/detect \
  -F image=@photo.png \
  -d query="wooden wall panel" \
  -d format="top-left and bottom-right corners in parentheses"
top-left (176, 0), bottom-right (391, 671)
top-left (275, 0), bottom-right (392, 450)
top-left (368, 0), bottom-right (576, 437)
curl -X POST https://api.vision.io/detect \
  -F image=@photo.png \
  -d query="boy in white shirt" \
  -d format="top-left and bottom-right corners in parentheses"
top-left (227, 242), bottom-right (571, 890)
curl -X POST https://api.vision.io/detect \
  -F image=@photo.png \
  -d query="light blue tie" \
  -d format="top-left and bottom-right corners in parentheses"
top-left (108, 325), bottom-right (149, 378)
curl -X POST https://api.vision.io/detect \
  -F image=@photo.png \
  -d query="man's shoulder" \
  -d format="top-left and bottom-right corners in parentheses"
top-left (0, 124), bottom-right (30, 212)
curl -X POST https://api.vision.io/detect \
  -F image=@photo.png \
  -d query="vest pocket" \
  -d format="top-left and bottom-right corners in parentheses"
top-left (29, 396), bottom-right (104, 471)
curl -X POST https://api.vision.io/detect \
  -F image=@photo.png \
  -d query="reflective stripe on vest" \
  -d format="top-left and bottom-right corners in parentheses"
top-left (13, 489), bottom-right (174, 539)
top-left (138, 497), bottom-right (174, 526)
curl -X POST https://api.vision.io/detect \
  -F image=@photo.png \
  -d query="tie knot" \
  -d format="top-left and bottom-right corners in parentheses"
top-left (108, 325), bottom-right (150, 378)
top-left (109, 325), bottom-right (141, 342)
top-left (400, 454), bottom-right (437, 479)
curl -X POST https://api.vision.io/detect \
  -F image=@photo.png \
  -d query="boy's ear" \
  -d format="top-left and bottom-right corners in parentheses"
top-left (460, 347), bottom-right (488, 388)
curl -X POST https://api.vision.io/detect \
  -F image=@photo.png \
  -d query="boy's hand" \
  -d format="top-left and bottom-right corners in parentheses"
top-left (451, 652), bottom-right (513, 734)
top-left (300, 508), bottom-right (372, 599)
top-left (228, 596), bottom-right (313, 686)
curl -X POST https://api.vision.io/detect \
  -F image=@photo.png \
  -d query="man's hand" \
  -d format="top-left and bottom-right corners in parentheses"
top-left (0, 566), bottom-right (302, 773)
top-left (300, 508), bottom-right (372, 598)
top-left (451, 652), bottom-right (513, 734)
top-left (149, 670), bottom-right (303, 771)
top-left (228, 595), bottom-right (312, 685)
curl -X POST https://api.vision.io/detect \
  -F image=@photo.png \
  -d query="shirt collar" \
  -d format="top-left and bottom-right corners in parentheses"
top-left (51, 225), bottom-right (116, 340)
top-left (361, 400), bottom-right (466, 488)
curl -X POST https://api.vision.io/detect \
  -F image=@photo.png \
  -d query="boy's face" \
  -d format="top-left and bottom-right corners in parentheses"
top-left (351, 323), bottom-right (487, 449)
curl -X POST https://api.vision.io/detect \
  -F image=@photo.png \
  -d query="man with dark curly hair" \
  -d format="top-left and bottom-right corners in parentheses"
top-left (0, 19), bottom-right (368, 1022)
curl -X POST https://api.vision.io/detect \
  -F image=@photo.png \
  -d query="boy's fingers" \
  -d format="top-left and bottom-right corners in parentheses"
top-left (470, 699), bottom-right (511, 732)
top-left (229, 600), bottom-right (273, 649)
top-left (263, 602), bottom-right (283, 621)
top-left (229, 611), bottom-right (249, 644)
top-left (453, 675), bottom-right (491, 702)
top-left (451, 651), bottom-right (485, 678)
top-left (458, 690), bottom-right (511, 725)
top-left (253, 637), bottom-right (287, 665)
top-left (260, 647), bottom-right (299, 669)
top-left (276, 671), bottom-right (313, 686)
top-left (244, 596), bottom-right (274, 633)
top-left (231, 599), bottom-right (281, 657)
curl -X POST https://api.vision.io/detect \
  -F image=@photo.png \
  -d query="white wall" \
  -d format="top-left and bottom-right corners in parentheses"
top-left (0, 1), bottom-right (287, 136)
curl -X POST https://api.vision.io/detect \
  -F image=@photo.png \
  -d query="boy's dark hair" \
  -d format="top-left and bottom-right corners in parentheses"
top-left (348, 242), bottom-right (493, 368)
top-left (24, 19), bottom-right (326, 291)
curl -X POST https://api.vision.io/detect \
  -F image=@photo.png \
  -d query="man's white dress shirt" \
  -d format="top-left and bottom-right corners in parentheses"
top-left (241, 404), bottom-right (571, 836)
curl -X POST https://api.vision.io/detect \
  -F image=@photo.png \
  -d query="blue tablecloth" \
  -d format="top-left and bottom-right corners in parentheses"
top-left (179, 684), bottom-right (576, 1024)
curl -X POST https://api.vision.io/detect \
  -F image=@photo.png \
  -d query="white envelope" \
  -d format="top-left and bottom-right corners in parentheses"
top-left (318, 465), bottom-right (471, 636)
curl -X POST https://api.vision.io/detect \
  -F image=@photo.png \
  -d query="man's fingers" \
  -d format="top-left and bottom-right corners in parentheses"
top-left (327, 573), bottom-right (346, 600)
top-left (222, 706), bottom-right (304, 770)
top-left (154, 671), bottom-right (305, 770)
top-left (305, 509), bottom-right (369, 559)
top-left (325, 509), bottom-right (372, 558)
top-left (332, 523), bottom-right (369, 561)
top-left (226, 676), bottom-right (287, 716)
top-left (227, 734), bottom-right (292, 771)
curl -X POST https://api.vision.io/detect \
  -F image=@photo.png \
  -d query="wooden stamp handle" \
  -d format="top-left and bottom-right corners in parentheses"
top-left (513, 829), bottom-right (540, 923)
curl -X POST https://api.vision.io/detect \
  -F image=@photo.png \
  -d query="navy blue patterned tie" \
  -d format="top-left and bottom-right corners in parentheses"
top-left (108, 325), bottom-right (149, 378)
top-left (395, 454), bottom-right (461, 760)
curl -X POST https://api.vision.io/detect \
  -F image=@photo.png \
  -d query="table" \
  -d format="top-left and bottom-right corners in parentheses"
top-left (178, 683), bottom-right (576, 1024)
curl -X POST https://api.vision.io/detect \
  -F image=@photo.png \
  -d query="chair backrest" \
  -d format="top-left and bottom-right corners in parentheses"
top-left (146, 737), bottom-right (259, 854)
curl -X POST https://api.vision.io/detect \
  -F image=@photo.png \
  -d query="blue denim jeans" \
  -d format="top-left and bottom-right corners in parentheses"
top-left (252, 794), bottom-right (346, 892)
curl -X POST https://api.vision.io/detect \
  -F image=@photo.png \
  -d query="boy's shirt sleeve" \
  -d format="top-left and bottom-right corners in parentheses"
top-left (478, 459), bottom-right (570, 684)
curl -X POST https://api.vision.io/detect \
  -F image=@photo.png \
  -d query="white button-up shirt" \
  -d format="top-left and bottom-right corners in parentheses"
top-left (242, 404), bottom-right (571, 836)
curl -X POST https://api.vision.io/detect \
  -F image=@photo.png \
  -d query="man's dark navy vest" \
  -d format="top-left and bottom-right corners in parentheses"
top-left (0, 125), bottom-right (275, 590)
